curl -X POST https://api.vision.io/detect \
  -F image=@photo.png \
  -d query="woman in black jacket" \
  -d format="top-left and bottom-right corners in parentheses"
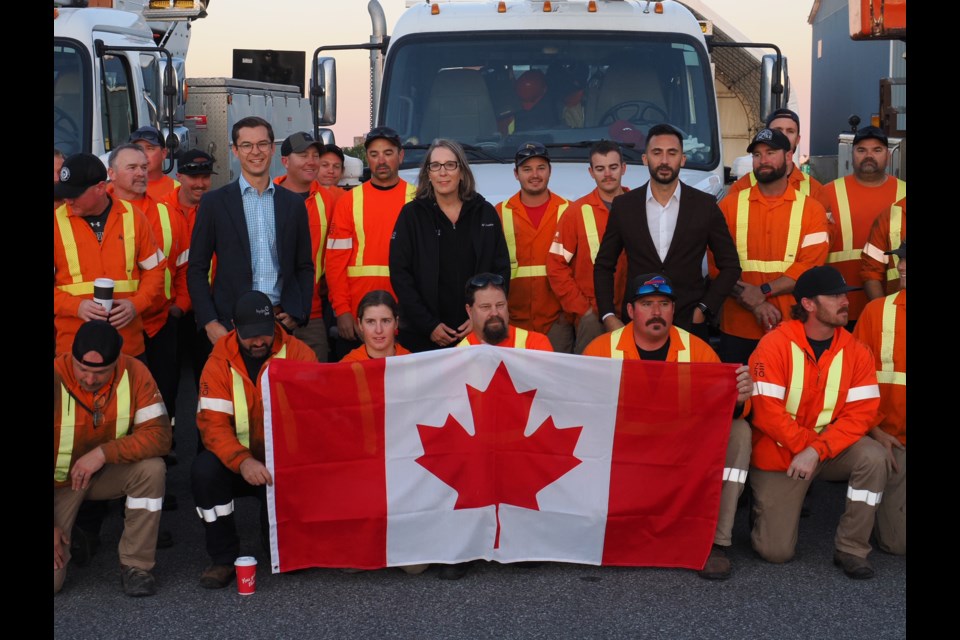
top-left (390, 139), bottom-right (511, 353)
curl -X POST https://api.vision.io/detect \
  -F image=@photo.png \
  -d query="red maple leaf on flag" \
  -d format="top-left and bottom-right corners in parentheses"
top-left (415, 361), bottom-right (583, 548)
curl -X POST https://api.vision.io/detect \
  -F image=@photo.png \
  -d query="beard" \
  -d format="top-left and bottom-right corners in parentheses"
top-left (649, 164), bottom-right (679, 185)
top-left (482, 316), bottom-right (508, 345)
top-left (755, 162), bottom-right (787, 184)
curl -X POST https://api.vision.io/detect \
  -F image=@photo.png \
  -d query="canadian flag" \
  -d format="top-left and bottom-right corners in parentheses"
top-left (263, 346), bottom-right (736, 574)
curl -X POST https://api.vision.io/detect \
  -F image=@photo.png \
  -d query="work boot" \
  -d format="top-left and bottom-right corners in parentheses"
top-left (833, 550), bottom-right (874, 579)
top-left (698, 544), bottom-right (732, 580)
top-left (120, 565), bottom-right (157, 597)
top-left (199, 564), bottom-right (236, 589)
top-left (156, 529), bottom-right (174, 549)
top-left (70, 527), bottom-right (101, 567)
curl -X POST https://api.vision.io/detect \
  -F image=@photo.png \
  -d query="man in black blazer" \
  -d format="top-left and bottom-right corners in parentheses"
top-left (594, 124), bottom-right (741, 342)
top-left (187, 116), bottom-right (314, 356)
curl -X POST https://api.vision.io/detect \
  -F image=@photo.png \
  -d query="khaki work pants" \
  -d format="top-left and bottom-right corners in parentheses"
top-left (296, 316), bottom-right (329, 362)
top-left (54, 458), bottom-right (166, 594)
top-left (714, 418), bottom-right (752, 547)
top-left (573, 310), bottom-right (605, 355)
top-left (546, 313), bottom-right (576, 354)
top-left (750, 436), bottom-right (888, 563)
top-left (875, 446), bottom-right (906, 555)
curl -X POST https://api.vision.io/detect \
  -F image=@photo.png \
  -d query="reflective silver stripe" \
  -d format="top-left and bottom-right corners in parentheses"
top-left (800, 231), bottom-right (829, 248)
top-left (133, 402), bottom-right (167, 425)
top-left (846, 384), bottom-right (881, 403)
top-left (327, 238), bottom-right (353, 250)
top-left (549, 241), bottom-right (573, 263)
top-left (847, 486), bottom-right (882, 506)
top-left (126, 496), bottom-right (164, 512)
top-left (138, 249), bottom-right (164, 270)
top-left (198, 397), bottom-right (234, 415)
top-left (753, 381), bottom-right (786, 399)
top-left (176, 249), bottom-right (189, 267)
top-left (862, 242), bottom-right (886, 262)
top-left (196, 501), bottom-right (235, 523)
top-left (722, 467), bottom-right (748, 484)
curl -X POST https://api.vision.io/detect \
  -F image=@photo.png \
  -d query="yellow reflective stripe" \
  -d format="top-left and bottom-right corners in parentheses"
top-left (736, 190), bottom-right (805, 272)
top-left (608, 327), bottom-right (625, 360)
top-left (581, 205), bottom-right (601, 262)
top-left (828, 179), bottom-right (855, 262)
top-left (514, 266), bottom-right (547, 278)
top-left (675, 328), bottom-right (691, 363)
top-left (55, 384), bottom-right (77, 483)
top-left (887, 201), bottom-right (903, 282)
top-left (876, 370), bottom-right (906, 386)
top-left (352, 188), bottom-right (366, 268)
top-left (405, 183), bottom-right (417, 202)
top-left (115, 369), bottom-right (131, 437)
top-left (231, 367), bottom-right (250, 449)
top-left (157, 203), bottom-right (173, 299)
top-left (173, 178), bottom-right (181, 189)
top-left (120, 200), bottom-right (136, 277)
top-left (456, 337), bottom-right (471, 348)
top-left (57, 279), bottom-right (140, 295)
top-left (501, 201), bottom-right (518, 277)
top-left (515, 328), bottom-right (528, 349)
top-left (276, 344), bottom-right (287, 359)
top-left (313, 193), bottom-right (327, 282)
top-left (347, 265), bottom-right (390, 277)
top-left (784, 343), bottom-right (806, 419)
top-left (815, 350), bottom-right (844, 431)
top-left (749, 172), bottom-right (757, 187)
top-left (798, 172), bottom-right (810, 196)
top-left (894, 179), bottom-right (906, 202)
top-left (879, 295), bottom-right (898, 375)
top-left (55, 204), bottom-right (84, 284)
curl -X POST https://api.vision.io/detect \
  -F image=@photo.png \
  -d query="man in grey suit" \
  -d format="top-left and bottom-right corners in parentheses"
top-left (187, 116), bottom-right (314, 360)
top-left (594, 124), bottom-right (741, 342)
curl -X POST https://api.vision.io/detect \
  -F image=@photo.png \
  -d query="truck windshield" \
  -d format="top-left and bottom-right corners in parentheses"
top-left (54, 40), bottom-right (89, 156)
top-left (381, 32), bottom-right (718, 170)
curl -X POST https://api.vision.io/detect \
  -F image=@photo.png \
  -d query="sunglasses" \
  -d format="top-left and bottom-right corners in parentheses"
top-left (179, 161), bottom-right (214, 173)
top-left (468, 273), bottom-right (505, 288)
top-left (515, 143), bottom-right (548, 161)
top-left (632, 277), bottom-right (674, 298)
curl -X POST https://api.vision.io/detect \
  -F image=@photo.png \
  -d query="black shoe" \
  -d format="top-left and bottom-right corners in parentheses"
top-left (439, 563), bottom-right (470, 580)
top-left (199, 564), bottom-right (236, 589)
top-left (163, 451), bottom-right (178, 467)
top-left (70, 527), bottom-right (101, 567)
top-left (156, 530), bottom-right (174, 549)
top-left (697, 545), bottom-right (732, 580)
top-left (163, 494), bottom-right (178, 512)
top-left (833, 550), bottom-right (874, 579)
top-left (120, 565), bottom-right (157, 597)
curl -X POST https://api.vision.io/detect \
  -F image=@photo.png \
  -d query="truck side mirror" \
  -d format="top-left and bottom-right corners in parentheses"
top-left (313, 57), bottom-right (337, 126)
top-left (317, 128), bottom-right (335, 145)
top-left (759, 53), bottom-right (790, 123)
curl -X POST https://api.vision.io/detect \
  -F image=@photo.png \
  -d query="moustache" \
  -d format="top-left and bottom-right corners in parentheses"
top-left (645, 318), bottom-right (667, 327)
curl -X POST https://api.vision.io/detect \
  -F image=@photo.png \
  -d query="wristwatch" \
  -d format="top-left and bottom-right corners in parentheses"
top-left (696, 302), bottom-right (710, 318)
top-left (760, 283), bottom-right (773, 297)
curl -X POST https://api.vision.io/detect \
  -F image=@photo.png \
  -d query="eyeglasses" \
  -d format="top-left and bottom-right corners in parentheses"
top-left (427, 161), bottom-right (459, 173)
top-left (632, 276), bottom-right (674, 298)
top-left (235, 141), bottom-right (274, 153)
top-left (92, 394), bottom-right (107, 428)
top-left (179, 161), bottom-right (214, 173)
top-left (468, 273), bottom-right (505, 288)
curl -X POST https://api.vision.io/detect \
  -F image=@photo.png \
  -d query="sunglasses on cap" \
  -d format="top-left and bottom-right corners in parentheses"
top-left (468, 273), bottom-right (505, 288)
top-left (515, 142), bottom-right (549, 162)
top-left (365, 126), bottom-right (401, 141)
top-left (632, 276), bottom-right (674, 298)
top-left (179, 161), bottom-right (214, 173)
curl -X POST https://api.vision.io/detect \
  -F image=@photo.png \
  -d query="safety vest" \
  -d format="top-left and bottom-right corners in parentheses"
top-left (885, 200), bottom-right (904, 284)
top-left (828, 177), bottom-right (906, 264)
top-left (580, 204), bottom-right (602, 263)
top-left (312, 192), bottom-right (329, 282)
top-left (606, 326), bottom-right (690, 361)
top-left (457, 328), bottom-right (530, 349)
top-left (55, 200), bottom-right (140, 295)
top-left (876, 294), bottom-right (906, 387)
top-left (500, 200), bottom-right (569, 279)
top-left (346, 182), bottom-right (416, 278)
top-left (54, 370), bottom-right (131, 482)
top-left (734, 189), bottom-right (806, 273)
top-left (784, 344), bottom-right (844, 433)
top-left (230, 344), bottom-right (287, 448)
top-left (749, 169), bottom-right (811, 195)
top-left (154, 203), bottom-right (175, 300)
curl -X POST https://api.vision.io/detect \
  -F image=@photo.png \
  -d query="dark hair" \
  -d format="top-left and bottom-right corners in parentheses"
top-left (356, 289), bottom-right (400, 321)
top-left (54, 148), bottom-right (65, 159)
top-left (232, 116), bottom-right (274, 145)
top-left (414, 139), bottom-right (477, 201)
top-left (644, 123), bottom-right (684, 152)
top-left (589, 140), bottom-right (622, 163)
top-left (790, 303), bottom-right (809, 322)
top-left (321, 144), bottom-right (345, 163)
top-left (464, 273), bottom-right (507, 306)
top-left (107, 142), bottom-right (147, 170)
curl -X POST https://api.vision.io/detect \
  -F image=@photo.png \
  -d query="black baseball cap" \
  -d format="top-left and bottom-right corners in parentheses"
top-left (747, 128), bottom-right (792, 153)
top-left (281, 131), bottom-right (324, 157)
top-left (176, 148), bottom-right (217, 176)
top-left (232, 291), bottom-right (277, 340)
top-left (72, 320), bottom-right (123, 367)
top-left (627, 273), bottom-right (677, 302)
top-left (514, 141), bottom-right (550, 168)
top-left (793, 266), bottom-right (861, 302)
top-left (129, 125), bottom-right (164, 146)
top-left (54, 153), bottom-right (108, 199)
top-left (765, 108), bottom-right (800, 128)
top-left (884, 240), bottom-right (906, 259)
top-left (364, 126), bottom-right (402, 149)
top-left (852, 125), bottom-right (889, 147)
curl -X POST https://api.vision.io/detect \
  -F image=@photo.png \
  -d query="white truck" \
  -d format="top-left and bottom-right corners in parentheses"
top-left (312, 0), bottom-right (791, 202)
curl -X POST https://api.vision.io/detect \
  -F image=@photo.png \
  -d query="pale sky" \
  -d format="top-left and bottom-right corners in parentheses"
top-left (187, 0), bottom-right (815, 154)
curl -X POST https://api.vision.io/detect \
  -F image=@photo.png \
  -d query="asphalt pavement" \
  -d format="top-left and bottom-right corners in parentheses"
top-left (53, 366), bottom-right (907, 640)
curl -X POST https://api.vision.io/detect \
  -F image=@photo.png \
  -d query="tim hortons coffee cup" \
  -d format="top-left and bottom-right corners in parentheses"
top-left (93, 278), bottom-right (115, 313)
top-left (235, 556), bottom-right (257, 595)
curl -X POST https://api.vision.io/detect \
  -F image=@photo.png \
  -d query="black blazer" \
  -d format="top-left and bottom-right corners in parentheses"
top-left (187, 179), bottom-right (315, 332)
top-left (594, 181), bottom-right (741, 331)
